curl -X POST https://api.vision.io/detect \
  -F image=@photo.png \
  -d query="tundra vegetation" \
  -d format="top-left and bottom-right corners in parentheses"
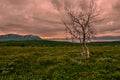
top-left (0, 40), bottom-right (120, 80)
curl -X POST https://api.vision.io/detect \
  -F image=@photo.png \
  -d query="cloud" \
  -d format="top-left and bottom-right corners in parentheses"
top-left (0, 0), bottom-right (63, 37)
top-left (0, 0), bottom-right (119, 38)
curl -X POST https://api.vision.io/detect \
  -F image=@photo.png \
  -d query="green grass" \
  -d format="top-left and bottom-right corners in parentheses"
top-left (0, 40), bottom-right (120, 80)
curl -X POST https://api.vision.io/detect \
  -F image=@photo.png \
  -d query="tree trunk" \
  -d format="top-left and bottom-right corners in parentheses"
top-left (83, 42), bottom-right (90, 58)
top-left (82, 31), bottom-right (90, 58)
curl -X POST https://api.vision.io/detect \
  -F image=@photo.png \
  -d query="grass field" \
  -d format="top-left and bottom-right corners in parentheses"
top-left (0, 40), bottom-right (120, 80)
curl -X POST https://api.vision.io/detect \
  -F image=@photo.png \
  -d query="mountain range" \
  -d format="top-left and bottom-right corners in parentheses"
top-left (0, 34), bottom-right (41, 41)
top-left (0, 34), bottom-right (120, 42)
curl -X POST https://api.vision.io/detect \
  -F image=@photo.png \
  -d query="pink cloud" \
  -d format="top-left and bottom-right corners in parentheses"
top-left (0, 0), bottom-right (119, 39)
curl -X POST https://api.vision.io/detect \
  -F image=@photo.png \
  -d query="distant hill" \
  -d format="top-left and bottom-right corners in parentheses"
top-left (93, 36), bottom-right (120, 41)
top-left (0, 34), bottom-right (41, 41)
top-left (48, 36), bottom-right (120, 42)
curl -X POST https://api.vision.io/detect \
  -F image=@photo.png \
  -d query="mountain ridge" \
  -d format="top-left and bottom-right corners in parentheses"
top-left (0, 34), bottom-right (41, 41)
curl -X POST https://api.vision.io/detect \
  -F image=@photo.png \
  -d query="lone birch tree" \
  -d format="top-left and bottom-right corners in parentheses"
top-left (51, 0), bottom-right (103, 58)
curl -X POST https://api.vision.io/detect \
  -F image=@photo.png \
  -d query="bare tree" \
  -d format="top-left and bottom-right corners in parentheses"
top-left (52, 0), bottom-right (103, 58)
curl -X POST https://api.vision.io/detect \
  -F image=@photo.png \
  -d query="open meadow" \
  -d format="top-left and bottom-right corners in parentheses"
top-left (0, 40), bottom-right (120, 80)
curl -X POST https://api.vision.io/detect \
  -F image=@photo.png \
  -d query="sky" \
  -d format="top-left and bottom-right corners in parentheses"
top-left (0, 0), bottom-right (120, 39)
